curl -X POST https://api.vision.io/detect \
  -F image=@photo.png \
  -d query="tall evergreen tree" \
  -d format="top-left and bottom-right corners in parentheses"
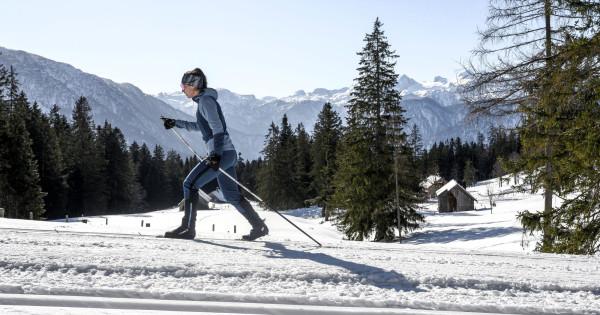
top-left (145, 145), bottom-right (168, 209)
top-left (257, 122), bottom-right (281, 208)
top-left (136, 143), bottom-right (153, 209)
top-left (293, 123), bottom-right (313, 205)
top-left (164, 149), bottom-right (184, 207)
top-left (0, 69), bottom-right (45, 219)
top-left (0, 65), bottom-right (11, 213)
top-left (68, 96), bottom-right (107, 215)
top-left (25, 102), bottom-right (68, 218)
top-left (311, 102), bottom-right (343, 219)
top-left (330, 18), bottom-right (422, 241)
top-left (97, 121), bottom-right (138, 213)
top-left (463, 160), bottom-right (477, 187)
top-left (257, 115), bottom-right (302, 209)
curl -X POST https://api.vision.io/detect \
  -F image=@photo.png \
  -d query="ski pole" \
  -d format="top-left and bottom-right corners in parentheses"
top-left (169, 128), bottom-right (322, 247)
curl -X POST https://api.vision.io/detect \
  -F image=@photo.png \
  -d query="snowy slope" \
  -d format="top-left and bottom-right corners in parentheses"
top-left (1, 176), bottom-right (599, 314)
top-left (0, 46), bottom-right (258, 159)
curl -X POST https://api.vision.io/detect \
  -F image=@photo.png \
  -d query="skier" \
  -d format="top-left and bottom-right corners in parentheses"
top-left (160, 68), bottom-right (269, 240)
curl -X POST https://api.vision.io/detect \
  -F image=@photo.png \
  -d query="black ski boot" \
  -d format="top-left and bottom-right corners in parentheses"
top-left (164, 226), bottom-right (196, 239)
top-left (165, 192), bottom-right (198, 240)
top-left (239, 198), bottom-right (269, 241)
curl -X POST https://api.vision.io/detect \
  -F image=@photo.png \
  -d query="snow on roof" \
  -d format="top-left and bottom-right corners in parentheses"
top-left (436, 179), bottom-right (459, 196)
top-left (435, 179), bottom-right (477, 200)
top-left (420, 175), bottom-right (443, 189)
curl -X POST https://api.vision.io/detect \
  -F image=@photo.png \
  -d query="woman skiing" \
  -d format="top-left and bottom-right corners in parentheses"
top-left (161, 68), bottom-right (268, 240)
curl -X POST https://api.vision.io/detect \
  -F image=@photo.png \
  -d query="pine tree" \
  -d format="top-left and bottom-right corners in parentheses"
top-left (145, 145), bottom-right (168, 209)
top-left (97, 121), bottom-right (138, 213)
top-left (0, 65), bottom-right (8, 213)
top-left (406, 123), bottom-right (425, 191)
top-left (257, 115), bottom-right (301, 209)
top-left (463, 160), bottom-right (477, 187)
top-left (135, 143), bottom-right (153, 209)
top-left (293, 123), bottom-right (313, 205)
top-left (164, 149), bottom-right (184, 206)
top-left (311, 102), bottom-right (343, 219)
top-left (0, 68), bottom-right (45, 219)
top-left (277, 115), bottom-right (298, 207)
top-left (24, 102), bottom-right (68, 218)
top-left (330, 18), bottom-right (422, 241)
top-left (407, 124), bottom-right (423, 162)
top-left (67, 96), bottom-right (107, 215)
top-left (257, 122), bottom-right (280, 208)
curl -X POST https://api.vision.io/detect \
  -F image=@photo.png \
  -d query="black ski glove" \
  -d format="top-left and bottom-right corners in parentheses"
top-left (160, 116), bottom-right (176, 130)
top-left (207, 153), bottom-right (221, 171)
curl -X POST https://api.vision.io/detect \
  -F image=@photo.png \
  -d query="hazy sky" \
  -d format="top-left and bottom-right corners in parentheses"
top-left (2, 0), bottom-right (489, 97)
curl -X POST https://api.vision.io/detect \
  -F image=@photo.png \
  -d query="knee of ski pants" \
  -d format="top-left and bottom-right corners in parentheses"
top-left (218, 170), bottom-right (242, 206)
top-left (182, 150), bottom-right (238, 199)
top-left (182, 163), bottom-right (209, 199)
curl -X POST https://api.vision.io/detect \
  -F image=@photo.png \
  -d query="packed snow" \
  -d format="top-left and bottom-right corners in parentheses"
top-left (0, 176), bottom-right (598, 314)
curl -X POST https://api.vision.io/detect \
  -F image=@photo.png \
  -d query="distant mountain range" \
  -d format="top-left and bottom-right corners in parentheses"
top-left (1, 46), bottom-right (518, 160)
top-left (157, 73), bottom-right (520, 157)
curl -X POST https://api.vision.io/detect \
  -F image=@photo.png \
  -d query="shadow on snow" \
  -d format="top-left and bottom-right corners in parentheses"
top-left (403, 226), bottom-right (522, 245)
top-left (262, 242), bottom-right (421, 292)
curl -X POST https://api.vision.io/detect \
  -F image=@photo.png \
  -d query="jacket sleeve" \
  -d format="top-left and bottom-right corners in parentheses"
top-left (202, 96), bottom-right (225, 155)
top-left (174, 114), bottom-right (201, 132)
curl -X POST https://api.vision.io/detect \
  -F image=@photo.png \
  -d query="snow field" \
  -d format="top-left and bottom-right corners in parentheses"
top-left (0, 176), bottom-right (599, 314)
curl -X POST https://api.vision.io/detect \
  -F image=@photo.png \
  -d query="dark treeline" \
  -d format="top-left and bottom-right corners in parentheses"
top-left (0, 66), bottom-right (200, 219)
top-left (242, 111), bottom-right (521, 210)
top-left (251, 106), bottom-right (342, 213)
top-left (416, 127), bottom-right (521, 187)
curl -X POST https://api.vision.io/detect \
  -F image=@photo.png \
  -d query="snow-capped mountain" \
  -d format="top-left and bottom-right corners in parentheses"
top-left (0, 46), bottom-right (254, 158)
top-left (1, 46), bottom-right (517, 160)
top-left (158, 72), bottom-right (519, 158)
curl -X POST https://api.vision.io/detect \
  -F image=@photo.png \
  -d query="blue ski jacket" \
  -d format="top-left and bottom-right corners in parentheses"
top-left (174, 88), bottom-right (235, 155)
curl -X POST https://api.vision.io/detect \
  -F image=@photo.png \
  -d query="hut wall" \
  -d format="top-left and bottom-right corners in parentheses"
top-left (449, 186), bottom-right (475, 211)
top-left (438, 192), bottom-right (449, 212)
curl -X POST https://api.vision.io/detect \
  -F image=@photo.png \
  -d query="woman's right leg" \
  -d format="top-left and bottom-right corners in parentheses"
top-left (165, 161), bottom-right (218, 239)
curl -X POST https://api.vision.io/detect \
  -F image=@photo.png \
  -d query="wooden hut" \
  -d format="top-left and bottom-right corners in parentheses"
top-left (435, 180), bottom-right (476, 212)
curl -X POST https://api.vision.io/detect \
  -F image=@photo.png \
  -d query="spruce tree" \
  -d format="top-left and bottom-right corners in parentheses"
top-left (463, 160), bottom-right (477, 187)
top-left (257, 115), bottom-right (301, 209)
top-left (0, 65), bottom-right (10, 214)
top-left (145, 145), bottom-right (168, 209)
top-left (68, 96), bottom-right (107, 215)
top-left (257, 122), bottom-right (281, 208)
top-left (164, 149), bottom-right (184, 206)
top-left (98, 122), bottom-right (138, 213)
top-left (330, 18), bottom-right (422, 241)
top-left (0, 69), bottom-right (45, 219)
top-left (311, 102), bottom-right (343, 219)
top-left (25, 102), bottom-right (68, 218)
top-left (135, 143), bottom-right (153, 209)
top-left (293, 123), bottom-right (313, 205)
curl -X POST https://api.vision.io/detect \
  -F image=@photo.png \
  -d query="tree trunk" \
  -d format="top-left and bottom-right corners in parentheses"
top-left (542, 0), bottom-right (554, 249)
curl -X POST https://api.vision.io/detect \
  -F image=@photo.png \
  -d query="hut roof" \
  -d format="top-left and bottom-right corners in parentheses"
top-left (435, 179), bottom-right (477, 200)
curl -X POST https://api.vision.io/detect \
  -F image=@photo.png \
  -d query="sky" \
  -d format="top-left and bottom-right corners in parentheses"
top-left (2, 0), bottom-right (490, 98)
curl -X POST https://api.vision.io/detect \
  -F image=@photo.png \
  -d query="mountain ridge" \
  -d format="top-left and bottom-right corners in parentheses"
top-left (1, 46), bottom-right (518, 160)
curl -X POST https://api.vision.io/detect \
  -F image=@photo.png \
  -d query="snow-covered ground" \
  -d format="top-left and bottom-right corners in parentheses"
top-left (0, 176), bottom-right (599, 314)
